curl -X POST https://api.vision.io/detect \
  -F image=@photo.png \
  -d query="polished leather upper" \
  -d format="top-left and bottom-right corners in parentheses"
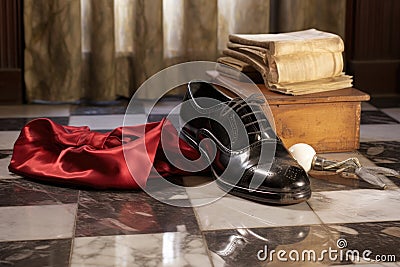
top-left (180, 81), bottom-right (310, 194)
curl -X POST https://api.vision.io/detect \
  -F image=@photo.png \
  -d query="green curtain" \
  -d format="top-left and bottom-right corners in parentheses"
top-left (24, 0), bottom-right (345, 103)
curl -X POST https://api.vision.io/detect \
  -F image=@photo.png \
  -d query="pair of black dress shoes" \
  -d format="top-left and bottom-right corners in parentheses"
top-left (179, 81), bottom-right (311, 205)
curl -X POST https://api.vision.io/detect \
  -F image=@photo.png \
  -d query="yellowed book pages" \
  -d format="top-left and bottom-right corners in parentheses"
top-left (223, 48), bottom-right (344, 84)
top-left (222, 49), bottom-right (268, 79)
top-left (223, 48), bottom-right (352, 95)
top-left (269, 75), bottom-right (353, 95)
top-left (229, 29), bottom-right (344, 56)
top-left (217, 56), bottom-right (256, 72)
top-left (206, 70), bottom-right (353, 96)
top-left (227, 42), bottom-right (268, 60)
top-left (268, 52), bottom-right (344, 83)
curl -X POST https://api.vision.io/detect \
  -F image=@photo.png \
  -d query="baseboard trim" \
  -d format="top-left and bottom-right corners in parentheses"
top-left (0, 69), bottom-right (23, 104)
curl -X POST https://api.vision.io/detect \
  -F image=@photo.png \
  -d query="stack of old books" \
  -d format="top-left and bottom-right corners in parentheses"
top-left (218, 29), bottom-right (353, 95)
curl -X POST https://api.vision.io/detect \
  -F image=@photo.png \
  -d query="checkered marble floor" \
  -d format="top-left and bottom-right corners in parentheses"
top-left (0, 99), bottom-right (399, 266)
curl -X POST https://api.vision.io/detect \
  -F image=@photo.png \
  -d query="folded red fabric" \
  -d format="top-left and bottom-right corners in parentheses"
top-left (8, 118), bottom-right (205, 189)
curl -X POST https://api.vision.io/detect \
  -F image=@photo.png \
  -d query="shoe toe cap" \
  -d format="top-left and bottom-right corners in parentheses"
top-left (249, 164), bottom-right (309, 192)
top-left (284, 165), bottom-right (310, 189)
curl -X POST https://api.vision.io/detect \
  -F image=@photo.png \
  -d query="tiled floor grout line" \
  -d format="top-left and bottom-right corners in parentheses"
top-left (200, 230), bottom-right (217, 267)
top-left (68, 190), bottom-right (80, 266)
top-left (306, 199), bottom-right (326, 226)
top-left (189, 199), bottom-right (216, 266)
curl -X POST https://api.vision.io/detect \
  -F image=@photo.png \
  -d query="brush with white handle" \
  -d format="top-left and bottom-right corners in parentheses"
top-left (288, 143), bottom-right (399, 189)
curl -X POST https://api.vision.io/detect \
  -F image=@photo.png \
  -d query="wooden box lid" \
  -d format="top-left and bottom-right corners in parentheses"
top-left (210, 72), bottom-right (370, 104)
top-left (260, 86), bottom-right (370, 105)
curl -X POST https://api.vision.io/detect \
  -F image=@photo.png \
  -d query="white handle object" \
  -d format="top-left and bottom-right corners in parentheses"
top-left (288, 143), bottom-right (316, 172)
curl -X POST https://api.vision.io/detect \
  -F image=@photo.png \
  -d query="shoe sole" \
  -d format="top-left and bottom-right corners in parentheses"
top-left (180, 129), bottom-right (311, 205)
top-left (215, 177), bottom-right (311, 205)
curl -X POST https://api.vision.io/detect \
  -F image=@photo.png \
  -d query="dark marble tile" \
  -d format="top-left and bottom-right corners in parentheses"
top-left (0, 117), bottom-right (69, 131)
top-left (370, 96), bottom-right (400, 108)
top-left (358, 141), bottom-right (400, 164)
top-left (326, 221), bottom-right (400, 263)
top-left (75, 189), bottom-right (200, 237)
top-left (147, 113), bottom-right (179, 123)
top-left (0, 150), bottom-right (12, 160)
top-left (204, 225), bottom-right (348, 266)
top-left (375, 162), bottom-right (400, 170)
top-left (0, 239), bottom-right (71, 267)
top-left (0, 179), bottom-right (79, 206)
top-left (371, 163), bottom-right (400, 187)
top-left (70, 103), bottom-right (141, 115)
top-left (0, 150), bottom-right (19, 179)
top-left (361, 111), bottom-right (399, 124)
top-left (147, 114), bottom-right (166, 122)
top-left (157, 95), bottom-right (184, 102)
top-left (309, 174), bottom-right (379, 192)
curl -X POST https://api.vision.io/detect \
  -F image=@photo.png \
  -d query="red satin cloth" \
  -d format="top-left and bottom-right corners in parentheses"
top-left (8, 118), bottom-right (205, 189)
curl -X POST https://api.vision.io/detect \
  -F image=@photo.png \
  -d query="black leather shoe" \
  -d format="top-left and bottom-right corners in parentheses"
top-left (179, 81), bottom-right (311, 204)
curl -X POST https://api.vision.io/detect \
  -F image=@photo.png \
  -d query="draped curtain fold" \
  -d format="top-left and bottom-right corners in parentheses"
top-left (24, 0), bottom-right (345, 103)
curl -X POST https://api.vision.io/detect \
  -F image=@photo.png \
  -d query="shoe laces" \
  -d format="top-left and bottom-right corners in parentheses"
top-left (220, 94), bottom-right (271, 138)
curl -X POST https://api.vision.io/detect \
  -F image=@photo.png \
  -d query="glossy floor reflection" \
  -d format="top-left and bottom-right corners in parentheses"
top-left (0, 100), bottom-right (399, 266)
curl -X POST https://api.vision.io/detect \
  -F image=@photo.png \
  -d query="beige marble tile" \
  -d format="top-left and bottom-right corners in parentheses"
top-left (69, 114), bottom-right (147, 129)
top-left (0, 131), bottom-right (20, 150)
top-left (0, 151), bottom-right (21, 179)
top-left (360, 125), bottom-right (400, 142)
top-left (382, 108), bottom-right (400, 123)
top-left (308, 189), bottom-right (400, 224)
top-left (0, 204), bottom-right (77, 242)
top-left (193, 196), bottom-right (321, 230)
top-left (71, 233), bottom-right (211, 267)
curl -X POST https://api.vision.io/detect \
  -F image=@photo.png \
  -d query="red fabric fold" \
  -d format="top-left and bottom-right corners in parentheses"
top-left (8, 118), bottom-right (205, 189)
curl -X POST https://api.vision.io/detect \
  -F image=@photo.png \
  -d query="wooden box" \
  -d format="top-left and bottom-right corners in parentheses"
top-left (262, 88), bottom-right (370, 153)
top-left (215, 79), bottom-right (370, 152)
